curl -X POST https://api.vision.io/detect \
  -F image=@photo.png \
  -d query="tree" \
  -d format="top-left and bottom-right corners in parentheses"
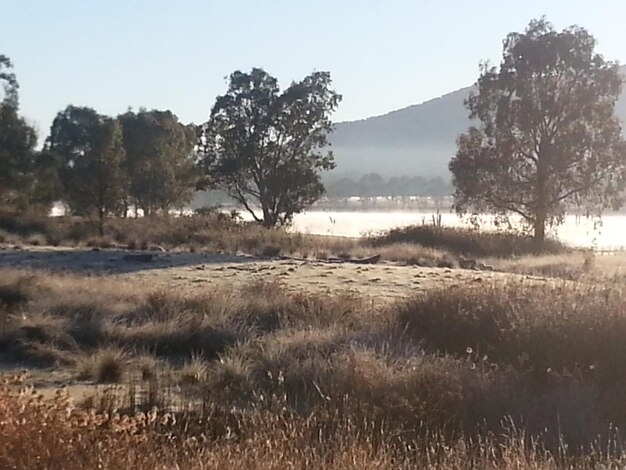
top-left (0, 55), bottom-right (18, 107)
top-left (0, 54), bottom-right (55, 211)
top-left (199, 68), bottom-right (341, 227)
top-left (0, 104), bottom-right (38, 207)
top-left (449, 19), bottom-right (626, 242)
top-left (119, 109), bottom-right (198, 216)
top-left (46, 106), bottom-right (127, 234)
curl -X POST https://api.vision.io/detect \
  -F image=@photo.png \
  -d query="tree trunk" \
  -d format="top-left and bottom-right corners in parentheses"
top-left (122, 198), bottom-right (129, 218)
top-left (98, 207), bottom-right (105, 236)
top-left (262, 209), bottom-right (276, 227)
top-left (261, 202), bottom-right (276, 227)
top-left (534, 142), bottom-right (550, 246)
top-left (533, 215), bottom-right (546, 244)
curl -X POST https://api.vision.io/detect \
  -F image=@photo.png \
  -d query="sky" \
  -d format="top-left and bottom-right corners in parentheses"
top-left (3, 0), bottom-right (626, 143)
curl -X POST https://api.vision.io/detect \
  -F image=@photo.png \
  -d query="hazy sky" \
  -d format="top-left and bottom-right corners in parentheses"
top-left (3, 0), bottom-right (626, 142)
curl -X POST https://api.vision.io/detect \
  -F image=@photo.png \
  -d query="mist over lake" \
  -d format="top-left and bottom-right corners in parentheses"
top-left (282, 210), bottom-right (626, 250)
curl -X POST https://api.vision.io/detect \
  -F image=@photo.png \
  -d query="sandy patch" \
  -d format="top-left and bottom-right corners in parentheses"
top-left (0, 245), bottom-right (551, 303)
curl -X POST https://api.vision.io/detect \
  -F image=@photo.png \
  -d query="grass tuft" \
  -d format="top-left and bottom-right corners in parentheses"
top-left (78, 348), bottom-right (128, 383)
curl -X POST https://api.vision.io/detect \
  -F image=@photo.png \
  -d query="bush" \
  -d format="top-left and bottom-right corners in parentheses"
top-left (0, 281), bottom-right (31, 309)
top-left (77, 348), bottom-right (128, 383)
top-left (370, 225), bottom-right (566, 257)
top-left (0, 209), bottom-right (51, 237)
top-left (395, 282), bottom-right (626, 386)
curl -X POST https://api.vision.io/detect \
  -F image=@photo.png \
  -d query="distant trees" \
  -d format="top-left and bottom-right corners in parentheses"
top-left (450, 19), bottom-right (626, 242)
top-left (0, 53), bottom-right (466, 230)
top-left (42, 107), bottom-right (200, 228)
top-left (2, 54), bottom-right (459, 228)
top-left (324, 174), bottom-right (453, 198)
top-left (199, 68), bottom-right (341, 227)
top-left (47, 106), bottom-right (128, 234)
top-left (119, 110), bottom-right (198, 215)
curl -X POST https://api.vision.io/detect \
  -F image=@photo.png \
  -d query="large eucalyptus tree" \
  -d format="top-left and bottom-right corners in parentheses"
top-left (199, 68), bottom-right (341, 227)
top-left (450, 19), bottom-right (626, 242)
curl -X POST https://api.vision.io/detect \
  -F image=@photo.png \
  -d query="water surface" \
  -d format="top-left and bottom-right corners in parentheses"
top-left (285, 211), bottom-right (625, 250)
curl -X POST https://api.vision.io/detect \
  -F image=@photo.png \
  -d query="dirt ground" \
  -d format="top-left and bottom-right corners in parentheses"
top-left (0, 245), bottom-right (552, 303)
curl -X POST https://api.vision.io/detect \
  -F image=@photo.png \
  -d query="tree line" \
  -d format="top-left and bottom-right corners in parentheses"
top-left (2, 17), bottom-right (626, 241)
top-left (0, 66), bottom-right (341, 231)
top-left (0, 58), bottom-right (202, 234)
top-left (325, 174), bottom-right (452, 198)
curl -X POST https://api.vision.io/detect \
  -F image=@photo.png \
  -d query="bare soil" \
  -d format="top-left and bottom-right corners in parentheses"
top-left (0, 245), bottom-right (553, 303)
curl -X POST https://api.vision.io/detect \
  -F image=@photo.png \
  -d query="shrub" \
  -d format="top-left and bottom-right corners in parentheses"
top-left (370, 225), bottom-right (567, 257)
top-left (77, 348), bottom-right (128, 383)
top-left (0, 281), bottom-right (31, 309)
top-left (395, 281), bottom-right (626, 386)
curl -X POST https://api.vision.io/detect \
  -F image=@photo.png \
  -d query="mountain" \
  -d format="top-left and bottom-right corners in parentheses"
top-left (329, 65), bottom-right (626, 179)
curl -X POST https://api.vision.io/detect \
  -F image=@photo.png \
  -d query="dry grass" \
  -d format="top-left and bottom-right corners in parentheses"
top-left (0, 211), bottom-right (582, 273)
top-left (77, 348), bottom-right (129, 383)
top-left (2, 383), bottom-right (626, 469)
top-left (349, 242), bottom-right (457, 267)
top-left (0, 210), bottom-right (362, 259)
top-left (490, 251), bottom-right (626, 282)
top-left (6, 211), bottom-right (620, 287)
top-left (0, 269), bottom-right (370, 367)
top-left (0, 228), bottom-right (20, 245)
top-left (370, 224), bottom-right (567, 257)
top-left (2, 268), bottom-right (626, 466)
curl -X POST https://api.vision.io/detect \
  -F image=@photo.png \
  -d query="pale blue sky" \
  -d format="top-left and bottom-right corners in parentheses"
top-left (3, 0), bottom-right (626, 142)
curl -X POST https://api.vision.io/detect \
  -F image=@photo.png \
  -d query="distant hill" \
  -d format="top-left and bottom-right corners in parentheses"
top-left (329, 65), bottom-right (626, 179)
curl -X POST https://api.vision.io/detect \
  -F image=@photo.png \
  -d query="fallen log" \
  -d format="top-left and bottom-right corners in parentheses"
top-left (328, 254), bottom-right (381, 265)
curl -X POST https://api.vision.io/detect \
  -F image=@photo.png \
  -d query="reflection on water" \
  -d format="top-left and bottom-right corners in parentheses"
top-left (285, 211), bottom-right (625, 250)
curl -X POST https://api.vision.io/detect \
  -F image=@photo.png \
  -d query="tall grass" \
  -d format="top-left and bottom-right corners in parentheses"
top-left (0, 209), bottom-right (361, 258)
top-left (4, 385), bottom-right (626, 469)
top-left (370, 224), bottom-right (566, 257)
top-left (0, 211), bottom-right (575, 270)
top-left (2, 268), bottom-right (626, 466)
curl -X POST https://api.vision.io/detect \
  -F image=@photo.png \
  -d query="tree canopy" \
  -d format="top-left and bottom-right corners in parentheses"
top-left (0, 104), bottom-right (38, 207)
top-left (0, 55), bottom-right (18, 108)
top-left (119, 109), bottom-right (198, 215)
top-left (0, 54), bottom-right (55, 211)
top-left (46, 106), bottom-right (127, 233)
top-left (199, 68), bottom-right (341, 227)
top-left (449, 18), bottom-right (626, 242)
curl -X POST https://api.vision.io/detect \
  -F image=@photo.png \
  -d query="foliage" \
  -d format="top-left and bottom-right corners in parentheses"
top-left (0, 54), bottom-right (56, 212)
top-left (46, 106), bottom-right (128, 233)
top-left (0, 54), bottom-right (18, 107)
top-left (0, 105), bottom-right (38, 206)
top-left (449, 18), bottom-right (626, 241)
top-left (119, 109), bottom-right (198, 215)
top-left (199, 68), bottom-right (341, 227)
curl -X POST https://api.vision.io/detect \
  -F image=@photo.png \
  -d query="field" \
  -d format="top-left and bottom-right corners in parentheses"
top-left (1, 214), bottom-right (626, 468)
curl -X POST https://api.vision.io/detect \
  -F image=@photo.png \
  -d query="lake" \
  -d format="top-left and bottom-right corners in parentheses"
top-left (280, 210), bottom-right (626, 250)
top-left (50, 203), bottom-right (625, 250)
